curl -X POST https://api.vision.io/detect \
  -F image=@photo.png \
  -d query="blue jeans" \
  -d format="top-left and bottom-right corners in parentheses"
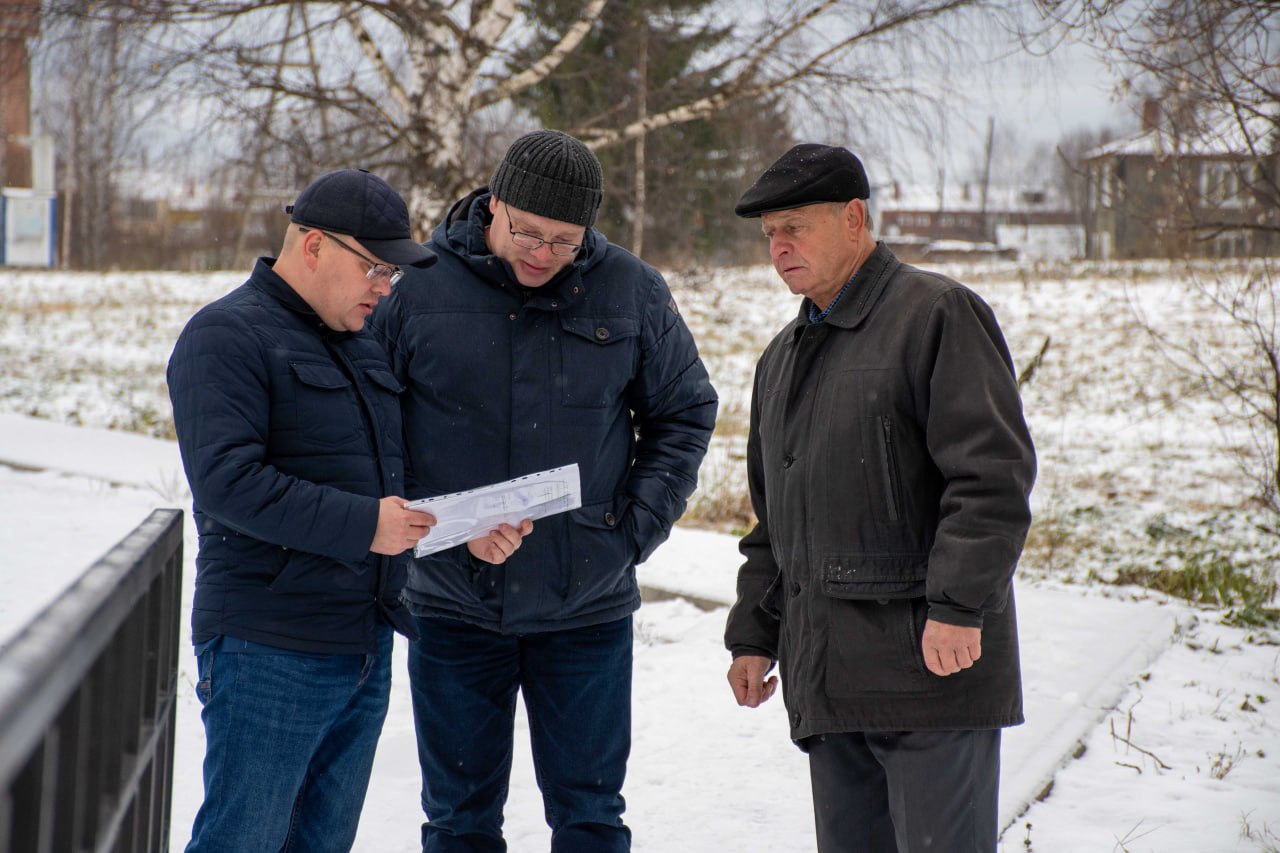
top-left (185, 629), bottom-right (394, 853)
top-left (408, 615), bottom-right (633, 853)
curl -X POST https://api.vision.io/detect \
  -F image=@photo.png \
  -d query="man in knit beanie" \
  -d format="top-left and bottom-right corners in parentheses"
top-left (369, 130), bottom-right (717, 852)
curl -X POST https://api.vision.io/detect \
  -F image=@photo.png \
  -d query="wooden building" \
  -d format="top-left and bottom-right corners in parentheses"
top-left (876, 181), bottom-right (1082, 262)
top-left (1083, 103), bottom-right (1280, 259)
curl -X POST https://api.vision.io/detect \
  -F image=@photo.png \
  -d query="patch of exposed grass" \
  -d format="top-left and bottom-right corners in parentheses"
top-left (1111, 514), bottom-right (1280, 627)
top-left (1023, 505), bottom-right (1107, 574)
top-left (1023, 503), bottom-right (1280, 628)
top-left (682, 449), bottom-right (754, 536)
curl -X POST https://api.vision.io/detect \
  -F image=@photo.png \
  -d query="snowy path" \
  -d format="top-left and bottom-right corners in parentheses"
top-left (7, 414), bottom-right (1273, 852)
top-left (640, 532), bottom-right (1182, 836)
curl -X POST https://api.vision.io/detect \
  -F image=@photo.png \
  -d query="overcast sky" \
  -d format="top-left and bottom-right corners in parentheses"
top-left (974, 36), bottom-right (1133, 145)
top-left (871, 27), bottom-right (1138, 192)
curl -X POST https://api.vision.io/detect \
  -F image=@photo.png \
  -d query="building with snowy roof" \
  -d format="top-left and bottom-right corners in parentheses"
top-left (1082, 101), bottom-right (1280, 260)
top-left (874, 180), bottom-right (1082, 263)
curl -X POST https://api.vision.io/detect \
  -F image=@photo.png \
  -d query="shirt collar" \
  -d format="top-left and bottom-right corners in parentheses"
top-left (807, 278), bottom-right (853, 324)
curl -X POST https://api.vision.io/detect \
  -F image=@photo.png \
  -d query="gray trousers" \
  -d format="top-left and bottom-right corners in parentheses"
top-left (805, 729), bottom-right (1001, 853)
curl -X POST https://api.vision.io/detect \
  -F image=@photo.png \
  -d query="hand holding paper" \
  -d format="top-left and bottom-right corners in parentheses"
top-left (406, 464), bottom-right (582, 558)
top-left (372, 497), bottom-right (437, 555)
top-left (467, 518), bottom-right (535, 564)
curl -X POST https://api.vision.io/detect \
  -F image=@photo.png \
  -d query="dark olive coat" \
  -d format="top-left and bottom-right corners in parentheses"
top-left (724, 243), bottom-right (1036, 740)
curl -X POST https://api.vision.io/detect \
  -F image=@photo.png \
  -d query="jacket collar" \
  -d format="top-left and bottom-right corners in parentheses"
top-left (790, 241), bottom-right (899, 338)
top-left (248, 257), bottom-right (352, 340)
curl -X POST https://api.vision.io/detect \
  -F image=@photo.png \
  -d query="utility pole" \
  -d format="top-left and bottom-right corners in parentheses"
top-left (979, 116), bottom-right (994, 242)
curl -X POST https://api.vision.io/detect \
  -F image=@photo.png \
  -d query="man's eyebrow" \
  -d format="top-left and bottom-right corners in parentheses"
top-left (762, 212), bottom-right (807, 231)
top-left (510, 214), bottom-right (580, 242)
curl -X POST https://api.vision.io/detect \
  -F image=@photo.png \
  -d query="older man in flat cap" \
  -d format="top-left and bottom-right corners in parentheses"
top-left (723, 144), bottom-right (1037, 852)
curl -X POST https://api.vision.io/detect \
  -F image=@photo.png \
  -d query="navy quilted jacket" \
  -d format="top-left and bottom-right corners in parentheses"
top-left (369, 190), bottom-right (718, 634)
top-left (167, 259), bottom-right (414, 654)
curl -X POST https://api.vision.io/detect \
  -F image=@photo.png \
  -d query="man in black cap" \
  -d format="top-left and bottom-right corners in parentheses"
top-left (723, 144), bottom-right (1036, 852)
top-left (369, 130), bottom-right (717, 852)
top-left (169, 169), bottom-right (510, 851)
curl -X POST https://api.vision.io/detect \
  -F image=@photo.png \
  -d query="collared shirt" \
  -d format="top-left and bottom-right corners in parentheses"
top-left (808, 279), bottom-right (854, 324)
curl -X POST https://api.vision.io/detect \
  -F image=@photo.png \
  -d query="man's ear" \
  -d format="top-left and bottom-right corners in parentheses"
top-left (302, 229), bottom-right (323, 270)
top-left (844, 199), bottom-right (865, 234)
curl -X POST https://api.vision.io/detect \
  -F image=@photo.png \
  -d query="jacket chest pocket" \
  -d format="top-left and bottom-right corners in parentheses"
top-left (863, 415), bottom-right (904, 524)
top-left (361, 366), bottom-right (406, 440)
top-left (812, 369), bottom-right (915, 543)
top-left (278, 361), bottom-right (359, 446)
top-left (557, 316), bottom-right (640, 411)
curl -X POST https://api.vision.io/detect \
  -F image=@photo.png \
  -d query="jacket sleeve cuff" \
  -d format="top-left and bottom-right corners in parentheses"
top-left (730, 646), bottom-right (777, 668)
top-left (338, 495), bottom-right (383, 564)
top-left (926, 602), bottom-right (985, 629)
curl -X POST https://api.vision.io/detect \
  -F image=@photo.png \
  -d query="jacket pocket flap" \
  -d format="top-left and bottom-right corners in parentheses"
top-left (290, 361), bottom-right (350, 389)
top-left (570, 496), bottom-right (628, 530)
top-left (363, 367), bottom-right (405, 394)
top-left (820, 554), bottom-right (927, 599)
top-left (560, 316), bottom-right (640, 345)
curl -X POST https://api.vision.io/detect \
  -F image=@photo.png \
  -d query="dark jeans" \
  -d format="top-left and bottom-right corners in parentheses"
top-left (806, 729), bottom-right (1001, 853)
top-left (408, 614), bottom-right (633, 853)
top-left (185, 629), bottom-right (393, 853)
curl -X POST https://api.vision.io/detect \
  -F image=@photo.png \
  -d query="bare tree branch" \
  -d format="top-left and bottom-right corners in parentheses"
top-left (577, 0), bottom-right (984, 148)
top-left (475, 0), bottom-right (608, 109)
top-left (52, 0), bottom-right (1003, 228)
top-left (340, 2), bottom-right (413, 118)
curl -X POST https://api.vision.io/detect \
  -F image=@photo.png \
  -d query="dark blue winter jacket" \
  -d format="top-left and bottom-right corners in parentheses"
top-left (369, 190), bottom-right (717, 634)
top-left (167, 258), bottom-right (414, 654)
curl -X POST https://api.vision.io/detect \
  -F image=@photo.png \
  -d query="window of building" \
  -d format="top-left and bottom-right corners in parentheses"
top-left (1211, 229), bottom-right (1249, 258)
top-left (1199, 161), bottom-right (1244, 208)
top-left (1095, 162), bottom-right (1114, 209)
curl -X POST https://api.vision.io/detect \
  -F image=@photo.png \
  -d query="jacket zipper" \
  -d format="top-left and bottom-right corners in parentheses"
top-left (879, 416), bottom-right (902, 522)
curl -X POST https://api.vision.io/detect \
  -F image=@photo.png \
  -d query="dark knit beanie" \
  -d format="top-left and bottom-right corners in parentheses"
top-left (490, 130), bottom-right (603, 228)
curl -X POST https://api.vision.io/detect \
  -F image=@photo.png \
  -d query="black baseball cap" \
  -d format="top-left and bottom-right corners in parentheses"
top-left (286, 169), bottom-right (436, 267)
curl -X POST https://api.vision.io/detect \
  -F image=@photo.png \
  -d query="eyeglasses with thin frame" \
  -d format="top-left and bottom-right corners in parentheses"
top-left (504, 206), bottom-right (584, 257)
top-left (302, 227), bottom-right (404, 286)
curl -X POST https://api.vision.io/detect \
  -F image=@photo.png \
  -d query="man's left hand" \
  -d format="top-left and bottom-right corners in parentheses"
top-left (921, 619), bottom-right (982, 676)
top-left (467, 518), bottom-right (534, 565)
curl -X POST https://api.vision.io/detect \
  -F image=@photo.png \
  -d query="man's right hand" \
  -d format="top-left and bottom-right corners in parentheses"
top-left (727, 655), bottom-right (778, 708)
top-left (371, 497), bottom-right (436, 555)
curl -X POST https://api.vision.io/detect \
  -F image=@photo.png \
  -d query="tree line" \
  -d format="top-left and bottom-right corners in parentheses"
top-left (27, 0), bottom-right (1276, 271)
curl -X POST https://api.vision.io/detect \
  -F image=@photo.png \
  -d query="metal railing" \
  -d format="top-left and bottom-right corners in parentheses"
top-left (0, 508), bottom-right (184, 853)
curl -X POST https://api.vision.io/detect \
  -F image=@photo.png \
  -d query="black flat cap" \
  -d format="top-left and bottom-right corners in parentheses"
top-left (287, 169), bottom-right (436, 268)
top-left (734, 143), bottom-right (870, 218)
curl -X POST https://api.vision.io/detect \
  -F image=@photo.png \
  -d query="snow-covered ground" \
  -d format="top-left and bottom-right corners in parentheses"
top-left (1, 262), bottom-right (1278, 851)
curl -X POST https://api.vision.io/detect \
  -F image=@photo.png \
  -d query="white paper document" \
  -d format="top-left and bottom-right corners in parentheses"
top-left (406, 464), bottom-right (582, 557)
